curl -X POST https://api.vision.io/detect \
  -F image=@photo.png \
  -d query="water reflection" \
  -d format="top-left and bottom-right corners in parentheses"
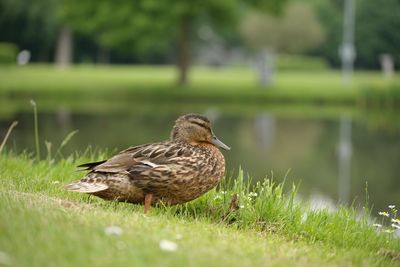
top-left (56, 108), bottom-right (72, 130)
top-left (1, 110), bottom-right (399, 213)
top-left (255, 113), bottom-right (275, 150)
top-left (337, 117), bottom-right (352, 203)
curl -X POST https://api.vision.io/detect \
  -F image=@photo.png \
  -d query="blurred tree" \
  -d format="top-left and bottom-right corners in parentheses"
top-left (54, 25), bottom-right (73, 67)
top-left (355, 0), bottom-right (400, 68)
top-left (0, 0), bottom-right (59, 61)
top-left (309, 0), bottom-right (342, 67)
top-left (240, 2), bottom-right (324, 86)
top-left (59, 0), bottom-right (286, 86)
top-left (311, 0), bottom-right (400, 69)
top-left (0, 0), bottom-right (103, 64)
top-left (240, 2), bottom-right (324, 53)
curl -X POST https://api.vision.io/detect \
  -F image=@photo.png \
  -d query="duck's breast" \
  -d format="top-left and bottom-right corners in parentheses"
top-left (162, 144), bottom-right (226, 204)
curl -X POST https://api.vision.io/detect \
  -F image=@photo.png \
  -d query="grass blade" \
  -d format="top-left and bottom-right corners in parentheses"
top-left (30, 100), bottom-right (40, 161)
top-left (0, 120), bottom-right (18, 153)
top-left (55, 130), bottom-right (79, 158)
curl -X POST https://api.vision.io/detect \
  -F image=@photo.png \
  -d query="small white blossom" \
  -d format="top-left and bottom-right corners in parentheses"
top-left (104, 226), bottom-right (123, 236)
top-left (379, 211), bottom-right (390, 217)
top-left (213, 195), bottom-right (222, 201)
top-left (220, 191), bottom-right (227, 195)
top-left (373, 223), bottom-right (382, 228)
top-left (388, 205), bottom-right (396, 209)
top-left (249, 192), bottom-right (258, 197)
top-left (159, 240), bottom-right (178, 252)
top-left (391, 224), bottom-right (400, 230)
top-left (239, 204), bottom-right (244, 209)
top-left (391, 218), bottom-right (400, 224)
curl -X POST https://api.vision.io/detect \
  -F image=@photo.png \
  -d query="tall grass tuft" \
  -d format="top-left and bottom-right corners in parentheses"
top-left (157, 168), bottom-right (399, 253)
top-left (55, 130), bottom-right (79, 158)
top-left (30, 100), bottom-right (40, 161)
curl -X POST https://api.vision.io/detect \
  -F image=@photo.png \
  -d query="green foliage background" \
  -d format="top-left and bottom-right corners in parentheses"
top-left (0, 0), bottom-right (399, 68)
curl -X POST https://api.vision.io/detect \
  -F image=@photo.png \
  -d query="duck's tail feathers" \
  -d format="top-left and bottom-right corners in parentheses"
top-left (64, 181), bottom-right (109, 193)
top-left (77, 160), bottom-right (107, 171)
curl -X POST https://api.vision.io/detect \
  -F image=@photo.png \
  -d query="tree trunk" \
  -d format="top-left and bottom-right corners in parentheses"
top-left (55, 26), bottom-right (73, 67)
top-left (177, 16), bottom-right (190, 86)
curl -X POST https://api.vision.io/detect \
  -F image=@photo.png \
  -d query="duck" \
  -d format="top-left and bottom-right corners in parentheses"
top-left (64, 113), bottom-right (230, 213)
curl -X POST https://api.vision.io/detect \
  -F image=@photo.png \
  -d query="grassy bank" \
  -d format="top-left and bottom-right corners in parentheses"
top-left (0, 65), bottom-right (356, 111)
top-left (1, 64), bottom-right (400, 123)
top-left (1, 152), bottom-right (399, 266)
top-left (1, 64), bottom-right (398, 105)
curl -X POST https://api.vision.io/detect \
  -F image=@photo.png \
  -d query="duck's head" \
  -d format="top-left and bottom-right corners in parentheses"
top-left (170, 113), bottom-right (230, 150)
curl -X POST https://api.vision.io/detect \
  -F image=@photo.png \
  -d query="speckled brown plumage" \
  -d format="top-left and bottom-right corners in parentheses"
top-left (64, 113), bottom-right (230, 210)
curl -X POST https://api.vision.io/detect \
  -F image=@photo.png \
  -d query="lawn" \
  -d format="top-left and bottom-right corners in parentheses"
top-left (1, 152), bottom-right (399, 267)
top-left (0, 64), bottom-right (398, 102)
top-left (1, 64), bottom-right (399, 121)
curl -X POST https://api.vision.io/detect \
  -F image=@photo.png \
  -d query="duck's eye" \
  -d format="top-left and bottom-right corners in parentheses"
top-left (190, 121), bottom-right (209, 130)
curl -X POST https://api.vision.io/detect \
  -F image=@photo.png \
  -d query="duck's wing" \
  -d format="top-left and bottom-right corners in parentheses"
top-left (77, 143), bottom-right (148, 173)
top-left (85, 142), bottom-right (198, 176)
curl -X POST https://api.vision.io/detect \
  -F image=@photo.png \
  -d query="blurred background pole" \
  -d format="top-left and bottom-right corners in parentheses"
top-left (338, 0), bottom-right (355, 203)
top-left (341, 0), bottom-right (356, 84)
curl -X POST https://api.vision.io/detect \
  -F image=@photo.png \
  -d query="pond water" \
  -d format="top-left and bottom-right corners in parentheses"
top-left (1, 105), bottom-right (399, 213)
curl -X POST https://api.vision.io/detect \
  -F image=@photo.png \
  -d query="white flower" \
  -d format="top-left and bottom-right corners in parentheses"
top-left (388, 205), bottom-right (396, 209)
top-left (373, 223), bottom-right (382, 228)
top-left (213, 195), bottom-right (222, 201)
top-left (391, 224), bottom-right (400, 230)
top-left (249, 192), bottom-right (258, 197)
top-left (104, 226), bottom-right (123, 236)
top-left (391, 218), bottom-right (400, 224)
top-left (220, 191), bottom-right (227, 195)
top-left (239, 204), bottom-right (244, 209)
top-left (378, 211), bottom-right (390, 217)
top-left (159, 240), bottom-right (178, 252)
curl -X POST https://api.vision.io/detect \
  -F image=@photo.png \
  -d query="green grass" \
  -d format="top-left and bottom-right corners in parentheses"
top-left (1, 152), bottom-right (399, 267)
top-left (0, 64), bottom-right (397, 92)
top-left (1, 64), bottom-right (399, 122)
top-left (0, 64), bottom-right (398, 103)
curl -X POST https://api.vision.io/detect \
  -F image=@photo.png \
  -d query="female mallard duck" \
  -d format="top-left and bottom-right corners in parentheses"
top-left (65, 113), bottom-right (230, 213)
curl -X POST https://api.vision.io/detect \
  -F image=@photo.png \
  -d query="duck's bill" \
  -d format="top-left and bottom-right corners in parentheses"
top-left (211, 136), bottom-right (231, 150)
